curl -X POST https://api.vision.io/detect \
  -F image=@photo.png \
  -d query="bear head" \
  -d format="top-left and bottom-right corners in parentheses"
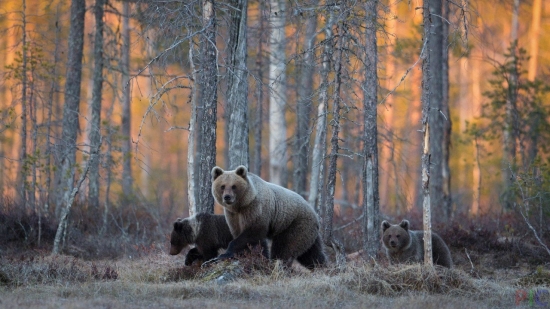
top-left (381, 219), bottom-right (411, 252)
top-left (169, 218), bottom-right (195, 255)
top-left (211, 165), bottom-right (253, 209)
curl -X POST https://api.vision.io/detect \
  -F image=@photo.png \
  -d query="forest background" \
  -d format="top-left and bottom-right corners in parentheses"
top-left (0, 0), bottom-right (549, 260)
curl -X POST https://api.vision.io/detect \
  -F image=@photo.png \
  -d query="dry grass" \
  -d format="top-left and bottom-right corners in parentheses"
top-left (1, 251), bottom-right (546, 309)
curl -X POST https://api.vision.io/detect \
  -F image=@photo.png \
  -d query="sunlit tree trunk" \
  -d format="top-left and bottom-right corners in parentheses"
top-left (187, 41), bottom-right (198, 216)
top-left (88, 0), bottom-right (105, 208)
top-left (56, 0), bottom-right (86, 218)
top-left (227, 0), bottom-right (249, 169)
top-left (293, 2), bottom-right (317, 198)
top-left (252, 2), bottom-right (265, 176)
top-left (379, 0), bottom-right (397, 211)
top-left (268, 0), bottom-right (287, 186)
top-left (121, 1), bottom-right (133, 197)
top-left (197, 0), bottom-right (218, 214)
top-left (528, 0), bottom-right (542, 81)
top-left (362, 0), bottom-right (380, 260)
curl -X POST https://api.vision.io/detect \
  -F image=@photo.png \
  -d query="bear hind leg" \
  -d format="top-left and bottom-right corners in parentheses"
top-left (296, 234), bottom-right (326, 270)
top-left (270, 221), bottom-right (318, 267)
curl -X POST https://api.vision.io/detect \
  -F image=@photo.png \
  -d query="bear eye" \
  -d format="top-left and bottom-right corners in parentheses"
top-left (231, 185), bottom-right (236, 190)
top-left (221, 185), bottom-right (225, 190)
top-left (396, 235), bottom-right (400, 238)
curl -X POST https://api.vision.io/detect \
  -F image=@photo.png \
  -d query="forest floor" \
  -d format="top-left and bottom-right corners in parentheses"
top-left (1, 244), bottom-right (549, 309)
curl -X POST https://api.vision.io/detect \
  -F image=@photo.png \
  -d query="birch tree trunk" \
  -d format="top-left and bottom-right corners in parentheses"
top-left (121, 1), bottom-right (133, 196)
top-left (56, 0), bottom-right (86, 218)
top-left (197, 0), bottom-right (218, 214)
top-left (187, 42), bottom-right (198, 216)
top-left (308, 11), bottom-right (334, 213)
top-left (227, 0), bottom-right (249, 169)
top-left (293, 2), bottom-right (317, 198)
top-left (88, 0), bottom-right (105, 208)
top-left (421, 0), bottom-right (433, 266)
top-left (268, 0), bottom-right (287, 186)
top-left (362, 0), bottom-right (380, 260)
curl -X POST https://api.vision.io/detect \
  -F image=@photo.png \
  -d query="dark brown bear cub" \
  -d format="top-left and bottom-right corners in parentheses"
top-left (170, 213), bottom-right (233, 266)
top-left (381, 220), bottom-right (453, 268)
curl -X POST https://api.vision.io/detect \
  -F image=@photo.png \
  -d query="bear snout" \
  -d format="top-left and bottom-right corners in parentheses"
top-left (389, 240), bottom-right (397, 247)
top-left (223, 194), bottom-right (234, 204)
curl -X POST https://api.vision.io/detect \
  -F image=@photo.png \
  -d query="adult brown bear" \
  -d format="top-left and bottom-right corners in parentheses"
top-left (210, 165), bottom-right (326, 270)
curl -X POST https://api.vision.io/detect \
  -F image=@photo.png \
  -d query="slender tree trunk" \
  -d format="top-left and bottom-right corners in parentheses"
top-left (308, 11), bottom-right (334, 213)
top-left (379, 1), bottom-right (397, 210)
top-left (227, 0), bottom-right (249, 169)
top-left (56, 0), bottom-right (86, 218)
top-left (503, 0), bottom-right (520, 208)
top-left (53, 141), bottom-right (99, 254)
top-left (18, 0), bottom-right (29, 207)
top-left (88, 0), bottom-right (105, 208)
top-left (187, 42), bottom-right (198, 216)
top-left (197, 0), bottom-right (218, 214)
top-left (422, 0), bottom-right (433, 266)
top-left (268, 0), bottom-right (288, 186)
top-left (441, 0), bottom-right (452, 218)
top-left (362, 0), bottom-right (380, 260)
top-left (121, 1), bottom-right (133, 196)
top-left (252, 2), bottom-right (265, 176)
top-left (293, 3), bottom-right (317, 198)
top-left (323, 19), bottom-right (346, 268)
top-left (45, 4), bottom-right (62, 213)
top-left (528, 0), bottom-right (542, 81)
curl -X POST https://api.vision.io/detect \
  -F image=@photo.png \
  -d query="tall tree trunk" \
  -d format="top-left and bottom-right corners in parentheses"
top-left (121, 1), bottom-right (133, 196)
top-left (293, 3), bottom-right (317, 198)
top-left (379, 0), bottom-right (397, 210)
top-left (362, 0), bottom-right (380, 260)
top-left (252, 1), bottom-right (265, 176)
top-left (88, 0), bottom-right (105, 208)
top-left (308, 11), bottom-right (334, 213)
top-left (187, 41), bottom-right (198, 216)
top-left (426, 0), bottom-right (446, 221)
top-left (503, 0), bottom-right (520, 208)
top-left (18, 0), bottom-right (29, 207)
top-left (324, 19), bottom-right (346, 268)
top-left (421, 0), bottom-right (433, 266)
top-left (471, 37), bottom-right (482, 215)
top-left (227, 0), bottom-right (249, 169)
top-left (441, 0), bottom-right (452, 218)
top-left (528, 0), bottom-right (542, 81)
top-left (45, 4), bottom-right (62, 213)
top-left (56, 0), bottom-right (86, 218)
top-left (268, 0), bottom-right (287, 186)
top-left (197, 0), bottom-right (218, 214)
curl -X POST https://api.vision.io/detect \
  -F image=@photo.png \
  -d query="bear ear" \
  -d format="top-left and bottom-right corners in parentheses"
top-left (381, 220), bottom-right (391, 232)
top-left (173, 220), bottom-right (183, 231)
top-left (235, 165), bottom-right (248, 179)
top-left (399, 219), bottom-right (410, 231)
top-left (211, 166), bottom-right (224, 181)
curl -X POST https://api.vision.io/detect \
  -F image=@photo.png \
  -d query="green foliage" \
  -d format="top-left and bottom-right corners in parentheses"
top-left (480, 44), bottom-right (550, 160)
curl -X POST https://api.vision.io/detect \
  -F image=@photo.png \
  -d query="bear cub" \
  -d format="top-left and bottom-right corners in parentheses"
top-left (170, 212), bottom-right (233, 266)
top-left (381, 219), bottom-right (453, 268)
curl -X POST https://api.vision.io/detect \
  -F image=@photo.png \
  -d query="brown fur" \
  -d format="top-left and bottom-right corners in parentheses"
top-left (381, 220), bottom-right (453, 268)
top-left (211, 165), bottom-right (326, 269)
top-left (170, 213), bottom-right (233, 266)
